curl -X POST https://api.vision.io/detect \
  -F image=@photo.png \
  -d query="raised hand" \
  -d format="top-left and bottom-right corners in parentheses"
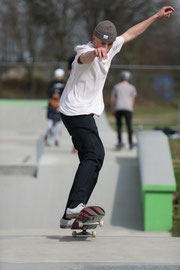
top-left (94, 47), bottom-right (108, 60)
top-left (156, 6), bottom-right (175, 19)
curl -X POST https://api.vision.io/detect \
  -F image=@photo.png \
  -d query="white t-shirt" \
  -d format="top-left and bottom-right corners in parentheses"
top-left (60, 36), bottom-right (124, 116)
top-left (112, 81), bottom-right (137, 111)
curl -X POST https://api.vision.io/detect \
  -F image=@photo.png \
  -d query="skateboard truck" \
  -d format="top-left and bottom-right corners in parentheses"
top-left (71, 207), bottom-right (105, 238)
top-left (72, 229), bottom-right (97, 237)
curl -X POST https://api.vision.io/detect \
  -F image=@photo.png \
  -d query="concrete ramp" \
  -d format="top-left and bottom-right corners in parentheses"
top-left (89, 114), bottom-right (142, 230)
top-left (0, 103), bottom-right (141, 231)
top-left (36, 113), bottom-right (142, 230)
top-left (0, 102), bottom-right (47, 176)
top-left (1, 102), bottom-right (180, 268)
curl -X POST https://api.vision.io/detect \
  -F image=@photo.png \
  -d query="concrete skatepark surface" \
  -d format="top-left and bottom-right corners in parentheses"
top-left (0, 101), bottom-right (180, 269)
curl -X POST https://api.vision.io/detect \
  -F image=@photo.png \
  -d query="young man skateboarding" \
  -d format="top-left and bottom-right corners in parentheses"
top-left (60, 6), bottom-right (174, 228)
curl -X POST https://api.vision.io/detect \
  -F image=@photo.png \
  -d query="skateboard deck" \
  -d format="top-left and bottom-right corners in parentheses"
top-left (71, 206), bottom-right (105, 237)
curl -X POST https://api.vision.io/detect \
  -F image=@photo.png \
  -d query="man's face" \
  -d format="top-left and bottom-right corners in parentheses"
top-left (56, 76), bottom-right (63, 81)
top-left (92, 35), bottom-right (113, 53)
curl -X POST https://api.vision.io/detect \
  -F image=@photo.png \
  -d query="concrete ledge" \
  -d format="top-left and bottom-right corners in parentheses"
top-left (1, 262), bottom-right (180, 270)
top-left (137, 130), bottom-right (176, 231)
top-left (142, 184), bottom-right (176, 192)
top-left (0, 165), bottom-right (36, 176)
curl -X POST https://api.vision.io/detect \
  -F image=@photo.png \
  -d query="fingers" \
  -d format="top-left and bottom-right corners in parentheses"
top-left (95, 48), bottom-right (107, 59)
top-left (164, 6), bottom-right (175, 13)
top-left (157, 6), bottom-right (175, 19)
top-left (164, 6), bottom-right (175, 18)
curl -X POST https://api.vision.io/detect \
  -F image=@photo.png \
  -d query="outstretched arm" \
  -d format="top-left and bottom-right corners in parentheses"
top-left (122, 6), bottom-right (175, 44)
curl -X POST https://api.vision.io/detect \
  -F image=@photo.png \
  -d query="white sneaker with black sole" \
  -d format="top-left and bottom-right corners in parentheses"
top-left (60, 218), bottom-right (75, 229)
top-left (66, 203), bottom-right (86, 219)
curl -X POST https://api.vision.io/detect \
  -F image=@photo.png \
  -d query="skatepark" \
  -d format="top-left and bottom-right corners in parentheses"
top-left (0, 100), bottom-right (180, 270)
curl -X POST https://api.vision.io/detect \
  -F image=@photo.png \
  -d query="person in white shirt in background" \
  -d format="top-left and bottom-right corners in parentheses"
top-left (110, 71), bottom-right (137, 150)
top-left (59, 6), bottom-right (175, 228)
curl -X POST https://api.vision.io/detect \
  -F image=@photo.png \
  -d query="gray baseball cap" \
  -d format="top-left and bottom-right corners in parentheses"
top-left (94, 20), bottom-right (117, 42)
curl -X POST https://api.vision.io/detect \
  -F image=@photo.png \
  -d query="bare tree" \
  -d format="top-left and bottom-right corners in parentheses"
top-left (0, 0), bottom-right (178, 65)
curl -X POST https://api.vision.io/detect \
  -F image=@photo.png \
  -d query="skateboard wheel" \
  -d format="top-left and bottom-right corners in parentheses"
top-left (78, 221), bottom-right (83, 228)
top-left (72, 231), bottom-right (77, 237)
top-left (92, 231), bottom-right (96, 237)
top-left (100, 220), bottom-right (104, 227)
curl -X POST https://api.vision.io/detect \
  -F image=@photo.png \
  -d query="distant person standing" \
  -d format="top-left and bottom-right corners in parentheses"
top-left (44, 68), bottom-right (65, 146)
top-left (110, 71), bottom-right (137, 150)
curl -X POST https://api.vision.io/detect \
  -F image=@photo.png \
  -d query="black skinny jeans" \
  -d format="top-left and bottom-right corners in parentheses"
top-left (115, 110), bottom-right (133, 146)
top-left (61, 113), bottom-right (105, 217)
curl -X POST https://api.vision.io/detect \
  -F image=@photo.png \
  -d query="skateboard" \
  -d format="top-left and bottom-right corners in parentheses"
top-left (71, 206), bottom-right (105, 237)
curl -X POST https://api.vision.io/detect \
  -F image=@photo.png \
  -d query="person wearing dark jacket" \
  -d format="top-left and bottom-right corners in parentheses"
top-left (44, 68), bottom-right (65, 146)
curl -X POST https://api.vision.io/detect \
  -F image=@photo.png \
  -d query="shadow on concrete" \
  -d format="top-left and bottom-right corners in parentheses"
top-left (111, 157), bottom-right (143, 231)
top-left (46, 235), bottom-right (91, 242)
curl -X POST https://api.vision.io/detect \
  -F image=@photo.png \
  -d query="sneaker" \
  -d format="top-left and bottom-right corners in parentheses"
top-left (44, 135), bottom-right (48, 143)
top-left (60, 218), bottom-right (74, 229)
top-left (55, 140), bottom-right (59, 147)
top-left (115, 143), bottom-right (124, 150)
top-left (66, 203), bottom-right (85, 219)
top-left (129, 143), bottom-right (137, 150)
